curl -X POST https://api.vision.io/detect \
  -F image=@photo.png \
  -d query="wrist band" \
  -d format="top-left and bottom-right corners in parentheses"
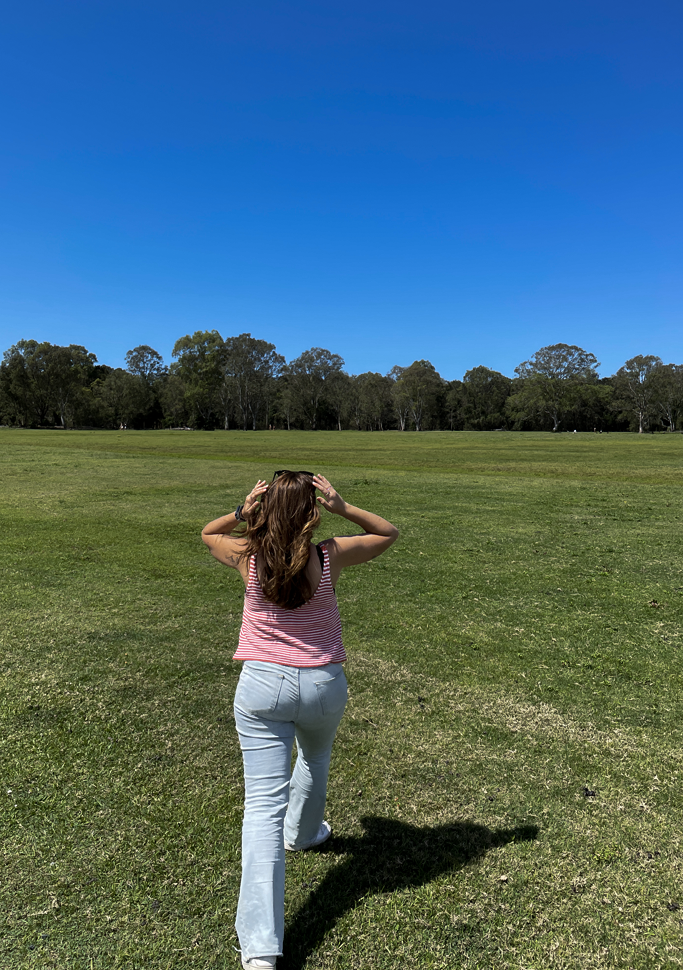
top-left (235, 504), bottom-right (245, 522)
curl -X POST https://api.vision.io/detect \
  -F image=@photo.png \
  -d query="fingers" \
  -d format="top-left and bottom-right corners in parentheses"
top-left (248, 480), bottom-right (268, 497)
top-left (244, 480), bottom-right (268, 514)
top-left (314, 475), bottom-right (334, 502)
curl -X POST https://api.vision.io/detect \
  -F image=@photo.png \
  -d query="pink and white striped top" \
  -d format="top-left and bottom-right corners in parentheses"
top-left (234, 543), bottom-right (346, 666)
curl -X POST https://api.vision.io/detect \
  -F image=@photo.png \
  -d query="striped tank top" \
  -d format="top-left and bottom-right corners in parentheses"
top-left (234, 543), bottom-right (346, 666)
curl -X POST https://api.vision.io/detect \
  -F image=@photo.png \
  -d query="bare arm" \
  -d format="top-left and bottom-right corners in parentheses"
top-left (313, 474), bottom-right (398, 586)
top-left (201, 480), bottom-right (268, 577)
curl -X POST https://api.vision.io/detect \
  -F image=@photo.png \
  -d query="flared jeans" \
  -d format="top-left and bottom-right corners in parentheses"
top-left (233, 660), bottom-right (348, 961)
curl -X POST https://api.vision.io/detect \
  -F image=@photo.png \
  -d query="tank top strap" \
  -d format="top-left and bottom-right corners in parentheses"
top-left (318, 542), bottom-right (331, 577)
top-left (247, 554), bottom-right (258, 589)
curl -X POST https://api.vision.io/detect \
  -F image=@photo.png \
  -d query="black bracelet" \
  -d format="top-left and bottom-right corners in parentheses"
top-left (235, 504), bottom-right (245, 522)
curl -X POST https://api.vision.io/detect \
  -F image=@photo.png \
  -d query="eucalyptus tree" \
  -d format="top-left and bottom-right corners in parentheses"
top-left (1, 340), bottom-right (62, 425)
top-left (390, 360), bottom-right (445, 431)
top-left (171, 330), bottom-right (223, 428)
top-left (125, 345), bottom-right (166, 384)
top-left (222, 333), bottom-right (284, 431)
top-left (508, 344), bottom-right (600, 431)
top-left (352, 372), bottom-right (393, 430)
top-left (215, 362), bottom-right (235, 430)
top-left (0, 340), bottom-right (52, 425)
top-left (286, 347), bottom-right (345, 430)
top-left (388, 365), bottom-right (410, 431)
top-left (97, 369), bottom-right (152, 428)
top-left (445, 380), bottom-right (464, 430)
top-left (572, 379), bottom-right (614, 431)
top-left (0, 360), bottom-right (14, 424)
top-left (612, 355), bottom-right (664, 433)
top-left (461, 366), bottom-right (512, 430)
top-left (325, 370), bottom-right (352, 431)
top-left (157, 374), bottom-right (188, 427)
top-left (48, 344), bottom-right (99, 428)
top-left (348, 374), bottom-right (365, 430)
top-left (0, 340), bottom-right (98, 427)
top-left (125, 346), bottom-right (166, 426)
top-left (274, 372), bottom-right (301, 430)
top-left (647, 363), bottom-right (683, 431)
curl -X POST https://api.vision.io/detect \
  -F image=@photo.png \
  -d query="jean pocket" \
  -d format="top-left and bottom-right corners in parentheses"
top-left (235, 666), bottom-right (285, 716)
top-left (314, 669), bottom-right (348, 717)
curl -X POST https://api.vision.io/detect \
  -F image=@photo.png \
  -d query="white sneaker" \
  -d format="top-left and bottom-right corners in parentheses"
top-left (284, 820), bottom-right (332, 852)
top-left (241, 957), bottom-right (276, 969)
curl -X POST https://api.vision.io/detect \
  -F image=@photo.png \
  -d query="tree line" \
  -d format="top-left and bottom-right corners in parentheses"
top-left (1, 333), bottom-right (682, 433)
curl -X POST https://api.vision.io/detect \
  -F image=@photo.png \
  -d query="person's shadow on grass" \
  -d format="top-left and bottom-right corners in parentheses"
top-left (280, 815), bottom-right (539, 968)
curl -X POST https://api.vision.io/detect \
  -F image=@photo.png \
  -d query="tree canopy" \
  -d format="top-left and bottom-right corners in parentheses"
top-left (509, 343), bottom-right (601, 432)
top-left (2, 335), bottom-right (680, 433)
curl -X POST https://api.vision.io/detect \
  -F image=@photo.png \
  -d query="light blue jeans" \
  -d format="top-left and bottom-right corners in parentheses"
top-left (233, 660), bottom-right (348, 961)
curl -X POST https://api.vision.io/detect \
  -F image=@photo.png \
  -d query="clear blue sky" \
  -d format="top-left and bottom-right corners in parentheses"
top-left (1, 0), bottom-right (682, 380)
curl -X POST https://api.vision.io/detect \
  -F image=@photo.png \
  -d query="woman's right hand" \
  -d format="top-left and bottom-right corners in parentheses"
top-left (313, 474), bottom-right (345, 514)
top-left (243, 480), bottom-right (268, 518)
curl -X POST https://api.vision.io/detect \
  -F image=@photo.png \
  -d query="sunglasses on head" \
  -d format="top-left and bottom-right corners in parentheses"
top-left (272, 469), bottom-right (314, 481)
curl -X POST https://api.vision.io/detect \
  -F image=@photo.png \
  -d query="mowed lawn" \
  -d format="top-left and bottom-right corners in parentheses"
top-left (2, 429), bottom-right (682, 969)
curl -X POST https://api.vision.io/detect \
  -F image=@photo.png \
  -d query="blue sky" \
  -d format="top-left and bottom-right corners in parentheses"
top-left (1, 0), bottom-right (682, 380)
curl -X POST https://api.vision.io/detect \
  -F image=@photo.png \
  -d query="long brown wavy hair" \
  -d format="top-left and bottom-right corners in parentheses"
top-left (240, 471), bottom-right (321, 609)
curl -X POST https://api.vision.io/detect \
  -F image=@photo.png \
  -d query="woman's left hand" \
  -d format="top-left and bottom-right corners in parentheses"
top-left (313, 474), bottom-right (345, 514)
top-left (243, 480), bottom-right (268, 518)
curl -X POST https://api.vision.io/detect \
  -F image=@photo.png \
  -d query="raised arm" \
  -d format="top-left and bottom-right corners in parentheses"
top-left (313, 474), bottom-right (398, 586)
top-left (201, 480), bottom-right (268, 578)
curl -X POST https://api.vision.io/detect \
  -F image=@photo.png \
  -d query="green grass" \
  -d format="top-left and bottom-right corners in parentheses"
top-left (2, 429), bottom-right (683, 969)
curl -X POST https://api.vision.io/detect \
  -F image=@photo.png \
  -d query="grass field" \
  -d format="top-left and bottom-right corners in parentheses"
top-left (2, 429), bottom-right (683, 969)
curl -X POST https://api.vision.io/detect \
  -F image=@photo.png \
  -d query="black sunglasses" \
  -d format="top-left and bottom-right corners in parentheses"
top-left (272, 469), bottom-right (314, 481)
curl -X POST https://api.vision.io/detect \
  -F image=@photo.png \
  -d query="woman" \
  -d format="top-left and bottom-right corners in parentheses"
top-left (201, 471), bottom-right (398, 969)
